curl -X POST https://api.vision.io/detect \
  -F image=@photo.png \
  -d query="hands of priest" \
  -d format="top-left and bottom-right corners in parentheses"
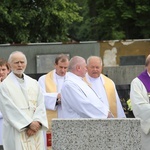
top-left (26, 121), bottom-right (41, 136)
top-left (26, 128), bottom-right (36, 137)
top-left (29, 121), bottom-right (41, 132)
top-left (107, 112), bottom-right (114, 118)
top-left (56, 93), bottom-right (61, 105)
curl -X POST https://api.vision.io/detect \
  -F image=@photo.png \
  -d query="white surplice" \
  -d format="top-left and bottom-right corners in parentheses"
top-left (130, 77), bottom-right (150, 150)
top-left (0, 112), bottom-right (2, 145)
top-left (85, 74), bottom-right (126, 118)
top-left (0, 72), bottom-right (48, 150)
top-left (61, 72), bottom-right (109, 118)
top-left (38, 70), bottom-right (66, 118)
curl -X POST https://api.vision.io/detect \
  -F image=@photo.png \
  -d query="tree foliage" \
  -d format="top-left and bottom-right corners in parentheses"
top-left (68, 0), bottom-right (150, 41)
top-left (0, 0), bottom-right (82, 44)
top-left (0, 0), bottom-right (150, 43)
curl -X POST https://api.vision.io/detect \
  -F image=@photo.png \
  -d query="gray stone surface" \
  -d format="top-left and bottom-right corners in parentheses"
top-left (120, 55), bottom-right (145, 66)
top-left (103, 65), bottom-right (145, 85)
top-left (52, 118), bottom-right (141, 150)
top-left (0, 42), bottom-right (100, 74)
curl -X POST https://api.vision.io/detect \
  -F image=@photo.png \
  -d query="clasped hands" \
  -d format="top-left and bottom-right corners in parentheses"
top-left (26, 121), bottom-right (41, 137)
top-left (107, 111), bottom-right (114, 118)
top-left (56, 93), bottom-right (61, 105)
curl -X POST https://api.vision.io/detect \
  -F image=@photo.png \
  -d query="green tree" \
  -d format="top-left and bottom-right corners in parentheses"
top-left (0, 0), bottom-right (82, 44)
top-left (68, 0), bottom-right (90, 41)
top-left (68, 0), bottom-right (150, 41)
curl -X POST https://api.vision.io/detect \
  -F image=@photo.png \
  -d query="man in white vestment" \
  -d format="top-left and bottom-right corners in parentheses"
top-left (84, 56), bottom-right (126, 118)
top-left (38, 54), bottom-right (69, 149)
top-left (130, 54), bottom-right (150, 150)
top-left (0, 51), bottom-right (48, 150)
top-left (0, 59), bottom-right (10, 149)
top-left (61, 56), bottom-right (114, 118)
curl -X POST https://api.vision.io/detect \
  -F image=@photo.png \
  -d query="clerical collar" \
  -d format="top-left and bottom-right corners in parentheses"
top-left (16, 75), bottom-right (24, 82)
top-left (55, 72), bottom-right (65, 79)
top-left (12, 72), bottom-right (24, 79)
top-left (87, 74), bottom-right (105, 85)
top-left (13, 72), bottom-right (24, 82)
top-left (88, 75), bottom-right (100, 81)
top-left (68, 72), bottom-right (82, 80)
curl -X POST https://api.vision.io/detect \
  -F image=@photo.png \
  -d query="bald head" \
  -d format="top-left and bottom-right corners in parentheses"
top-left (68, 56), bottom-right (87, 77)
top-left (68, 56), bottom-right (85, 71)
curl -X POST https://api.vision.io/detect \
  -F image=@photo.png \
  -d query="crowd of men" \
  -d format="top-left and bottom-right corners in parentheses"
top-left (0, 51), bottom-right (149, 150)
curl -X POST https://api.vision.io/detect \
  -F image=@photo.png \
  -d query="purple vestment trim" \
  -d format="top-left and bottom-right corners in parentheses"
top-left (138, 70), bottom-right (150, 93)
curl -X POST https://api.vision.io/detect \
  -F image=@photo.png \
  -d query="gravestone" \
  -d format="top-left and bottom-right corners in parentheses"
top-left (120, 55), bottom-right (145, 66)
top-left (52, 118), bottom-right (141, 150)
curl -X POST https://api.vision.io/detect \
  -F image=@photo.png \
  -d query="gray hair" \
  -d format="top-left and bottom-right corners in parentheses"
top-left (87, 56), bottom-right (102, 66)
top-left (8, 51), bottom-right (27, 64)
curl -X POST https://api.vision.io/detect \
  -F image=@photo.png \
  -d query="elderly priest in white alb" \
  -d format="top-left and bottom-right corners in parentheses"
top-left (0, 51), bottom-right (48, 150)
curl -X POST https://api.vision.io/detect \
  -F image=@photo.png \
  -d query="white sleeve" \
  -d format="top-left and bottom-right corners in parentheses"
top-left (32, 83), bottom-right (48, 130)
top-left (62, 82), bottom-right (109, 118)
top-left (0, 86), bottom-right (32, 131)
top-left (38, 75), bottom-right (58, 110)
top-left (130, 78), bottom-right (150, 134)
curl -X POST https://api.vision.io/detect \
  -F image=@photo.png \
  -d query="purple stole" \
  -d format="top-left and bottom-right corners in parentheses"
top-left (138, 70), bottom-right (150, 93)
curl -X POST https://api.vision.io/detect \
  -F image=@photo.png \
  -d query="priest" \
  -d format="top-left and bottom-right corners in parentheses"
top-left (130, 54), bottom-right (150, 150)
top-left (38, 54), bottom-right (69, 149)
top-left (0, 51), bottom-right (48, 150)
top-left (84, 56), bottom-right (126, 118)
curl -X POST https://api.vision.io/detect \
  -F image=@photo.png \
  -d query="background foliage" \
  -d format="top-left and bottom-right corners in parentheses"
top-left (0, 0), bottom-right (82, 43)
top-left (0, 0), bottom-right (149, 44)
top-left (69, 0), bottom-right (150, 41)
